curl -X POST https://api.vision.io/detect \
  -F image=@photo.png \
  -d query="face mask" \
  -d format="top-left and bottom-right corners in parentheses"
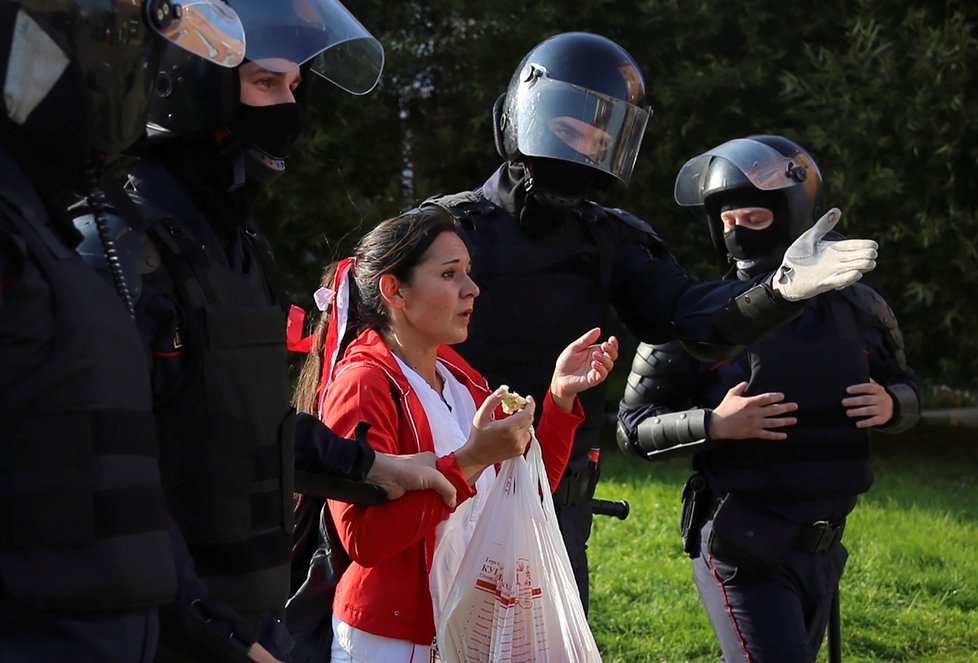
top-left (526, 158), bottom-right (595, 203)
top-left (723, 225), bottom-right (783, 261)
top-left (235, 101), bottom-right (304, 158)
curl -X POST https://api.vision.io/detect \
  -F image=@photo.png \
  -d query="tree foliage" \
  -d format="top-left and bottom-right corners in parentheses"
top-left (257, 0), bottom-right (978, 387)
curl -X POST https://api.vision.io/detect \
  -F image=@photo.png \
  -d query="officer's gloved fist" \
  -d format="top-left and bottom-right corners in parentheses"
top-left (773, 208), bottom-right (878, 301)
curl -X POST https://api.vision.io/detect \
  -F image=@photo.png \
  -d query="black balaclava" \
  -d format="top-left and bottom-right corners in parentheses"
top-left (716, 189), bottom-right (790, 277)
top-left (498, 158), bottom-right (597, 239)
top-left (235, 101), bottom-right (305, 160)
top-left (230, 100), bottom-right (305, 186)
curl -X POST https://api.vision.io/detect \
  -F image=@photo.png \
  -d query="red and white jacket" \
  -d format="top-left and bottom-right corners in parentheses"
top-left (323, 328), bottom-right (581, 645)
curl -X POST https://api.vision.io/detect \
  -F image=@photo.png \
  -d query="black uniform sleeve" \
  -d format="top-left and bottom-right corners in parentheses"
top-left (293, 411), bottom-right (375, 481)
top-left (611, 241), bottom-right (802, 361)
top-left (616, 340), bottom-right (713, 461)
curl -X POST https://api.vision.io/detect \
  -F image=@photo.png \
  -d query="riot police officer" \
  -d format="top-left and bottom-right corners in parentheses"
top-left (0, 1), bottom-right (245, 661)
top-left (71, 2), bottom-right (454, 661)
top-left (425, 33), bottom-right (880, 613)
top-left (617, 135), bottom-right (920, 661)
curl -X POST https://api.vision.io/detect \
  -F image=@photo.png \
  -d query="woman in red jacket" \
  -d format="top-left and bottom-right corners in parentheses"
top-left (293, 207), bottom-right (618, 661)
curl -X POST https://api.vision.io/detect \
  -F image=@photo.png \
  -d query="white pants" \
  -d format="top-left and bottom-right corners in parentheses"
top-left (330, 614), bottom-right (436, 663)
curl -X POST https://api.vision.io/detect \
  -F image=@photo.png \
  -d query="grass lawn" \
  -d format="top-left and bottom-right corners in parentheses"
top-left (587, 422), bottom-right (978, 662)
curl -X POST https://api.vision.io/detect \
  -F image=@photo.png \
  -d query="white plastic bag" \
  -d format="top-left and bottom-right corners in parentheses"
top-left (436, 433), bottom-right (601, 663)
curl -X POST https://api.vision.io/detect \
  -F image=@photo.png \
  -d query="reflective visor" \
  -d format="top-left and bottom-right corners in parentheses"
top-left (511, 77), bottom-right (650, 184)
top-left (229, 0), bottom-right (384, 95)
top-left (674, 138), bottom-right (802, 206)
top-left (149, 0), bottom-right (246, 67)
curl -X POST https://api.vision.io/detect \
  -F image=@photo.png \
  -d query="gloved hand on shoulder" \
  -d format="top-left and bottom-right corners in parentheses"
top-left (773, 208), bottom-right (878, 301)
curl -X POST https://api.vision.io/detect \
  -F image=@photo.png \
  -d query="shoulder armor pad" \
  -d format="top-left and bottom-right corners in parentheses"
top-left (602, 206), bottom-right (654, 233)
top-left (601, 205), bottom-right (670, 257)
top-left (839, 283), bottom-right (897, 330)
top-left (621, 340), bottom-right (701, 409)
top-left (840, 282), bottom-right (912, 375)
top-left (423, 190), bottom-right (497, 218)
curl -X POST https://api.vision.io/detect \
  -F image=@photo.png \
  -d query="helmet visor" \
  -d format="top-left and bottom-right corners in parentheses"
top-left (230, 0), bottom-right (384, 94)
top-left (149, 0), bottom-right (246, 68)
top-left (511, 77), bottom-right (650, 184)
top-left (674, 138), bottom-right (802, 206)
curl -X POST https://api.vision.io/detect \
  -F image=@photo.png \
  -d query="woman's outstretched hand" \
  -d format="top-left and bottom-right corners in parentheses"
top-left (550, 327), bottom-right (619, 412)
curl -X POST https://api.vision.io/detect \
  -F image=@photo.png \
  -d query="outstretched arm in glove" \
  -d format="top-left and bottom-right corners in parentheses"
top-left (772, 208), bottom-right (878, 301)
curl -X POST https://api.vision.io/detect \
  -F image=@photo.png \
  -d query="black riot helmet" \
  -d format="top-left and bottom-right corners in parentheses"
top-left (1, 0), bottom-right (244, 318)
top-left (674, 134), bottom-right (824, 273)
top-left (147, 0), bottom-right (383, 182)
top-left (495, 32), bottom-right (652, 192)
top-left (0, 0), bottom-right (244, 159)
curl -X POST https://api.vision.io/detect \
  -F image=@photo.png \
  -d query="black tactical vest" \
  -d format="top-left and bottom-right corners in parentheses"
top-left (427, 191), bottom-right (660, 458)
top-left (701, 293), bottom-right (873, 502)
top-left (128, 159), bottom-right (295, 617)
top-left (0, 152), bottom-right (176, 611)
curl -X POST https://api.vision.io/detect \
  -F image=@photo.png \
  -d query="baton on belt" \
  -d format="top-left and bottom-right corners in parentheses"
top-left (591, 498), bottom-right (630, 520)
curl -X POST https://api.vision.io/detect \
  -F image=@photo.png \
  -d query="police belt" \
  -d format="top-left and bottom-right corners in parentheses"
top-left (793, 520), bottom-right (845, 553)
top-left (553, 465), bottom-right (593, 508)
top-left (707, 497), bottom-right (845, 553)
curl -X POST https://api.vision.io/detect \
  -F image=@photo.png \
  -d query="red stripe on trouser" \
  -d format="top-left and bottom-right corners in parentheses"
top-left (709, 552), bottom-right (753, 663)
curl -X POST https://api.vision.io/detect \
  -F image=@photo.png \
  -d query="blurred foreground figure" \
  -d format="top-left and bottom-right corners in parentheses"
top-left (0, 0), bottom-right (244, 660)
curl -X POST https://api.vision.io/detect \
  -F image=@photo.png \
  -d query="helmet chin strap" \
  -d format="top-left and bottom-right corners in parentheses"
top-left (219, 100), bottom-right (302, 189)
top-left (730, 245), bottom-right (789, 278)
top-left (242, 145), bottom-right (286, 185)
top-left (212, 129), bottom-right (248, 192)
top-left (732, 256), bottom-right (771, 277)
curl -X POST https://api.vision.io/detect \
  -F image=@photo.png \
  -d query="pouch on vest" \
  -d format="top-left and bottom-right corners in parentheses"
top-left (708, 494), bottom-right (798, 573)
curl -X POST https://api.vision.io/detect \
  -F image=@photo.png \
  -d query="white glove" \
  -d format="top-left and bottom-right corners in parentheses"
top-left (773, 208), bottom-right (878, 302)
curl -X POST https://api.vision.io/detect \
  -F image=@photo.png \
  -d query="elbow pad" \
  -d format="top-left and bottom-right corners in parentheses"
top-left (616, 418), bottom-right (642, 458)
top-left (633, 409), bottom-right (711, 460)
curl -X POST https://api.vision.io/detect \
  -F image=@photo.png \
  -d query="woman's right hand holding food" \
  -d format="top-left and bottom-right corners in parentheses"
top-left (453, 386), bottom-right (536, 484)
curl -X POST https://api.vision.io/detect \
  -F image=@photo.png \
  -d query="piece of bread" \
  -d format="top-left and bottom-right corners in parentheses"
top-left (499, 384), bottom-right (528, 414)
